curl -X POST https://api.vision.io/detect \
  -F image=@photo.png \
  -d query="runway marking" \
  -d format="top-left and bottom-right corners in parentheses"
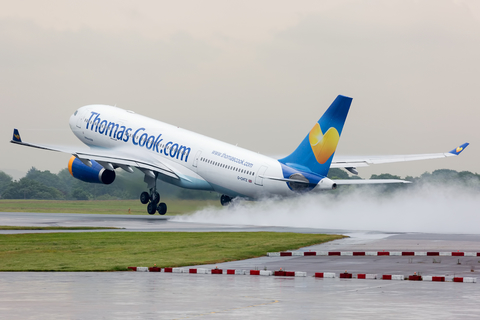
top-left (172, 297), bottom-right (280, 319)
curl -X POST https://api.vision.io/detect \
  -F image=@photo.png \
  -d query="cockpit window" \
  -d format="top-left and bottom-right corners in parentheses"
top-left (74, 110), bottom-right (78, 116)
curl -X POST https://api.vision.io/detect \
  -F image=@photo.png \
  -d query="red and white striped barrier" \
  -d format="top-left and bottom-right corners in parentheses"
top-left (382, 274), bottom-right (404, 280)
top-left (314, 272), bottom-right (336, 278)
top-left (356, 274), bottom-right (377, 279)
top-left (268, 251), bottom-right (480, 257)
top-left (128, 267), bottom-right (306, 277)
top-left (128, 267), bottom-right (476, 283)
top-left (453, 277), bottom-right (477, 283)
top-left (422, 276), bottom-right (445, 282)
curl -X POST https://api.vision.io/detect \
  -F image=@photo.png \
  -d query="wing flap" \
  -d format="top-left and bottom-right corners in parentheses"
top-left (74, 152), bottom-right (179, 180)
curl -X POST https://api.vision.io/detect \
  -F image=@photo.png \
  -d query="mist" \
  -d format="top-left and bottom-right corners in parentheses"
top-left (173, 183), bottom-right (480, 234)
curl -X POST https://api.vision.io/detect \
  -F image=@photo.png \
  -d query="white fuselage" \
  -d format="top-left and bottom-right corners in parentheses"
top-left (69, 105), bottom-right (293, 199)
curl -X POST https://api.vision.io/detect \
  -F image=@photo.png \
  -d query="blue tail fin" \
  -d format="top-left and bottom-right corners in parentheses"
top-left (279, 95), bottom-right (352, 176)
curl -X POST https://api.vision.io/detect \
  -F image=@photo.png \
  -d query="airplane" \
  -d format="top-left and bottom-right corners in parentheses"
top-left (11, 95), bottom-right (469, 215)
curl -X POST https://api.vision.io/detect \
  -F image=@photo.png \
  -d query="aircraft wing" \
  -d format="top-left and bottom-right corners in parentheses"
top-left (10, 128), bottom-right (179, 180)
top-left (331, 143), bottom-right (469, 174)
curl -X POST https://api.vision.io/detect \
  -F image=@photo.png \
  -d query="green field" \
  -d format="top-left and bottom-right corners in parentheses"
top-left (0, 199), bottom-right (220, 215)
top-left (0, 232), bottom-right (344, 271)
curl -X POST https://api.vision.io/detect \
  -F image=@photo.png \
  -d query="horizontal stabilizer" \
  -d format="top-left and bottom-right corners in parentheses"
top-left (334, 179), bottom-right (411, 185)
top-left (259, 175), bottom-right (313, 184)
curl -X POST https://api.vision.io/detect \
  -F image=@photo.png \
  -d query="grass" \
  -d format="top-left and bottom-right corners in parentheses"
top-left (0, 226), bottom-right (120, 230)
top-left (0, 199), bottom-right (220, 215)
top-left (0, 232), bottom-right (345, 271)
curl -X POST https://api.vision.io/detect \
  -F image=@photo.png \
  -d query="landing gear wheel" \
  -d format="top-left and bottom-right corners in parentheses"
top-left (220, 195), bottom-right (232, 206)
top-left (147, 202), bottom-right (157, 215)
top-left (157, 202), bottom-right (167, 215)
top-left (140, 192), bottom-right (150, 204)
top-left (151, 191), bottom-right (160, 204)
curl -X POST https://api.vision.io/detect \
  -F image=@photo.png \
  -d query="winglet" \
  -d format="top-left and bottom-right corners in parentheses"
top-left (449, 142), bottom-right (469, 155)
top-left (12, 129), bottom-right (22, 143)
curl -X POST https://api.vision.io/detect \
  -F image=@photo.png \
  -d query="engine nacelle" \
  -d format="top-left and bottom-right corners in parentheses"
top-left (315, 177), bottom-right (337, 190)
top-left (68, 156), bottom-right (115, 184)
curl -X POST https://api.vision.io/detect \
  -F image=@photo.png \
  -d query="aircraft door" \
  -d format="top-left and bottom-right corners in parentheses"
top-left (255, 166), bottom-right (268, 186)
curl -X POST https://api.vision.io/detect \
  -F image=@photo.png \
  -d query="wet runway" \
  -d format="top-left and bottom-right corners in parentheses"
top-left (2, 272), bottom-right (479, 320)
top-left (0, 212), bottom-right (479, 319)
top-left (0, 211), bottom-right (347, 234)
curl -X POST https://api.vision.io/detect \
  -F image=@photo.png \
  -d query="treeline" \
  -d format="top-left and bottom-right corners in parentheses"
top-left (0, 168), bottom-right (218, 200)
top-left (0, 167), bottom-right (479, 200)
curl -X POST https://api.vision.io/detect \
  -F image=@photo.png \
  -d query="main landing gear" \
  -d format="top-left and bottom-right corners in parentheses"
top-left (140, 172), bottom-right (167, 215)
top-left (140, 190), bottom-right (167, 215)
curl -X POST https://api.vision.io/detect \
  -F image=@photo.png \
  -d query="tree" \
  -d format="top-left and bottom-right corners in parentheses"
top-left (370, 173), bottom-right (402, 180)
top-left (327, 168), bottom-right (350, 180)
top-left (26, 167), bottom-right (69, 196)
top-left (0, 171), bottom-right (13, 198)
top-left (2, 178), bottom-right (64, 199)
top-left (71, 188), bottom-right (91, 200)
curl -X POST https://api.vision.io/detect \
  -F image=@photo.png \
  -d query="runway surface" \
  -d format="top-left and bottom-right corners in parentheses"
top-left (2, 272), bottom-right (479, 320)
top-left (1, 211), bottom-right (479, 319)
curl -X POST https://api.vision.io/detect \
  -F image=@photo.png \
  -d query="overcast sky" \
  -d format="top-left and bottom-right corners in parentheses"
top-left (1, 0), bottom-right (479, 180)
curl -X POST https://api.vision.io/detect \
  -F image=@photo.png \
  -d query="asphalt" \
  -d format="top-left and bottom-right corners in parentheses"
top-left (0, 211), bottom-right (479, 319)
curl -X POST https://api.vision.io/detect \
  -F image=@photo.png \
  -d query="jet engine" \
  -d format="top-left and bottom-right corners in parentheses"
top-left (68, 156), bottom-right (115, 184)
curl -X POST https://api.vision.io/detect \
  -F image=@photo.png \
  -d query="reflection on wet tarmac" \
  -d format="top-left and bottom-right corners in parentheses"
top-left (1, 272), bottom-right (479, 319)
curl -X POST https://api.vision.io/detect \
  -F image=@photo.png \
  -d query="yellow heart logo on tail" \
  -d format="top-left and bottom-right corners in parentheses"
top-left (456, 147), bottom-right (463, 153)
top-left (309, 123), bottom-right (339, 164)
